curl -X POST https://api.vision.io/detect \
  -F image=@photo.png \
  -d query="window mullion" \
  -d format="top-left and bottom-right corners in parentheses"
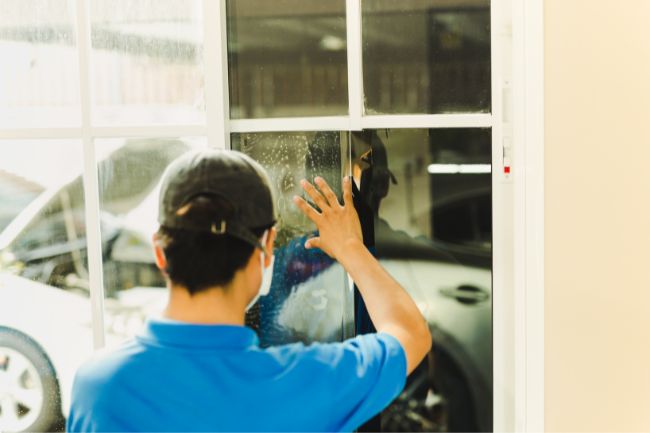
top-left (90, 125), bottom-right (208, 138)
top-left (346, 0), bottom-right (363, 131)
top-left (203, 0), bottom-right (230, 149)
top-left (75, 0), bottom-right (106, 350)
top-left (0, 128), bottom-right (84, 139)
top-left (362, 113), bottom-right (493, 129)
top-left (230, 116), bottom-right (352, 133)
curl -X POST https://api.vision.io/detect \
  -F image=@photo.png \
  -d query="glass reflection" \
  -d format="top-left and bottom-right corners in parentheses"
top-left (350, 129), bottom-right (492, 432)
top-left (227, 0), bottom-right (348, 118)
top-left (232, 132), bottom-right (352, 346)
top-left (362, 0), bottom-right (491, 114)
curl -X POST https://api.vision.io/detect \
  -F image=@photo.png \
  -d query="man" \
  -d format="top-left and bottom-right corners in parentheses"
top-left (67, 149), bottom-right (431, 432)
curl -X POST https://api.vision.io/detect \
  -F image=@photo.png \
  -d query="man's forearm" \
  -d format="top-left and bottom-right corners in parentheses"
top-left (292, 176), bottom-right (431, 373)
top-left (338, 240), bottom-right (432, 373)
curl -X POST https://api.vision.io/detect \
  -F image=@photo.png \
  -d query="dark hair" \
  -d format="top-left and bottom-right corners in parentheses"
top-left (156, 194), bottom-right (270, 295)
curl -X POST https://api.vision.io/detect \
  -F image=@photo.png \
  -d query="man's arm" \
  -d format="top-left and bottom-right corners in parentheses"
top-left (293, 176), bottom-right (432, 374)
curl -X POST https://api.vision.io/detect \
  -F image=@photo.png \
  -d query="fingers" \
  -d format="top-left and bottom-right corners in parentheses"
top-left (304, 236), bottom-right (321, 250)
top-left (343, 176), bottom-right (353, 207)
top-left (292, 195), bottom-right (321, 223)
top-left (300, 179), bottom-right (329, 211)
top-left (314, 177), bottom-right (340, 208)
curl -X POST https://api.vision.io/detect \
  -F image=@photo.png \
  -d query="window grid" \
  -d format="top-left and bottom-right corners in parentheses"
top-left (76, 0), bottom-right (106, 349)
top-left (0, 1), bottom-right (510, 427)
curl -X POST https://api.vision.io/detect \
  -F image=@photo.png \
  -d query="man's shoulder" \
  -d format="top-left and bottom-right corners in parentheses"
top-left (262, 332), bottom-right (403, 372)
top-left (74, 339), bottom-right (145, 389)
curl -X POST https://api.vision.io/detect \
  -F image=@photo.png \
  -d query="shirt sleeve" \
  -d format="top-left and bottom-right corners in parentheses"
top-left (322, 332), bottom-right (407, 431)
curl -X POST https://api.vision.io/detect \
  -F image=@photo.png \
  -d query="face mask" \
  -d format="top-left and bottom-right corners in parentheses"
top-left (246, 230), bottom-right (274, 311)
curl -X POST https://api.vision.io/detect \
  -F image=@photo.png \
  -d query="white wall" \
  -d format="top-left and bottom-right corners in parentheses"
top-left (545, 1), bottom-right (650, 430)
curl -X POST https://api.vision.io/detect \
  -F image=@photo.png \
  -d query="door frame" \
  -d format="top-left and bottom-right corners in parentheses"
top-left (512, 0), bottom-right (545, 431)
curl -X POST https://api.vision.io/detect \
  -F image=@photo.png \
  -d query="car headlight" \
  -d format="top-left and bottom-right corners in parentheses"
top-left (0, 249), bottom-right (22, 274)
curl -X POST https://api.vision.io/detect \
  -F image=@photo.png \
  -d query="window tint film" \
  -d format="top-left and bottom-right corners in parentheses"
top-left (227, 0), bottom-right (348, 119)
top-left (362, 0), bottom-right (491, 114)
top-left (232, 132), bottom-right (354, 345)
top-left (351, 128), bottom-right (492, 432)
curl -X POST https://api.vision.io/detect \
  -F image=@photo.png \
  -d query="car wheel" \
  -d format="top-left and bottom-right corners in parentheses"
top-left (0, 329), bottom-right (62, 433)
top-left (381, 349), bottom-right (477, 432)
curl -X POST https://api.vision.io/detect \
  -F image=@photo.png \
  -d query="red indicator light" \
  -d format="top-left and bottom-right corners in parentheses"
top-left (504, 166), bottom-right (511, 174)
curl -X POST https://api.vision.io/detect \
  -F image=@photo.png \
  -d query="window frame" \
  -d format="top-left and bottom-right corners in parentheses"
top-left (0, 0), bottom-right (545, 430)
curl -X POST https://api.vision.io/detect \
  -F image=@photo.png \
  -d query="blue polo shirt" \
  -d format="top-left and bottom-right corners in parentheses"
top-left (67, 318), bottom-right (407, 432)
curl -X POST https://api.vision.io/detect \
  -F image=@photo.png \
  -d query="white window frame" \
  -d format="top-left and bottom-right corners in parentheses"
top-left (0, 0), bottom-right (545, 430)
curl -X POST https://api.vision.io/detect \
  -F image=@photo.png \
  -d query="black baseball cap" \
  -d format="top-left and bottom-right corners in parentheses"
top-left (158, 149), bottom-right (276, 249)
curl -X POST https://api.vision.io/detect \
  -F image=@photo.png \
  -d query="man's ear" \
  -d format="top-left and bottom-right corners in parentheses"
top-left (152, 233), bottom-right (167, 272)
top-left (264, 227), bottom-right (277, 267)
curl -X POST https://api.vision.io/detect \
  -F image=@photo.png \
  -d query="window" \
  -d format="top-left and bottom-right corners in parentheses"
top-left (362, 0), bottom-right (491, 114)
top-left (96, 137), bottom-right (207, 342)
top-left (0, 140), bottom-right (92, 433)
top-left (90, 0), bottom-right (205, 125)
top-left (0, 1), bottom-right (80, 127)
top-left (0, 0), bottom-right (516, 431)
top-left (233, 131), bottom-right (352, 344)
top-left (227, 0), bottom-right (348, 118)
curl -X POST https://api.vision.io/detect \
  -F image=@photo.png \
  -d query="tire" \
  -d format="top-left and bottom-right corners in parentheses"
top-left (432, 349), bottom-right (479, 432)
top-left (0, 328), bottom-right (63, 433)
top-left (381, 349), bottom-right (478, 432)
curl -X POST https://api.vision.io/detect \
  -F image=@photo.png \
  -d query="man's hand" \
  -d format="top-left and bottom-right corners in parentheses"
top-left (293, 176), bottom-right (363, 260)
top-left (293, 176), bottom-right (431, 375)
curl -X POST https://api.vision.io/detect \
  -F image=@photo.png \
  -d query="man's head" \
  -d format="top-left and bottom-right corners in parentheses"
top-left (153, 149), bottom-right (277, 300)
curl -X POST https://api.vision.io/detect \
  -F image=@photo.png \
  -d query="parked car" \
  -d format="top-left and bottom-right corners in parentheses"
top-left (0, 140), bottom-right (190, 432)
top-left (0, 142), bottom-right (492, 432)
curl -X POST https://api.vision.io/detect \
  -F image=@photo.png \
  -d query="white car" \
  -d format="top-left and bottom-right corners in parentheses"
top-left (0, 273), bottom-right (166, 432)
top-left (0, 141), bottom-right (185, 432)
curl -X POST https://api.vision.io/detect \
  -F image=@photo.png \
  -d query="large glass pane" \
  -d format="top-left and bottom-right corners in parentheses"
top-left (0, 0), bottom-right (80, 127)
top-left (350, 129), bottom-right (492, 431)
top-left (0, 140), bottom-right (91, 432)
top-left (362, 0), bottom-right (491, 114)
top-left (227, 1), bottom-right (348, 119)
top-left (95, 137), bottom-right (207, 346)
top-left (91, 0), bottom-right (205, 125)
top-left (232, 132), bottom-right (353, 345)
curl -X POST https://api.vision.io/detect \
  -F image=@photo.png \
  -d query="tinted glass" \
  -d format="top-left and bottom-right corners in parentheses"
top-left (232, 132), bottom-right (354, 345)
top-left (362, 0), bottom-right (491, 114)
top-left (0, 0), bottom-right (80, 127)
top-left (350, 128), bottom-right (492, 431)
top-left (91, 0), bottom-right (205, 125)
top-left (227, 0), bottom-right (348, 118)
top-left (96, 137), bottom-right (207, 344)
top-left (0, 140), bottom-right (91, 433)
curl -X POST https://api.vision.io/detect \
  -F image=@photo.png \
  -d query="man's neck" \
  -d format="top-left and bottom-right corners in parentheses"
top-left (163, 283), bottom-right (247, 326)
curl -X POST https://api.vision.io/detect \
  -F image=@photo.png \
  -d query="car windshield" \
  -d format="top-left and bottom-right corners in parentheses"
top-left (11, 183), bottom-right (84, 257)
top-left (0, 139), bottom-right (190, 292)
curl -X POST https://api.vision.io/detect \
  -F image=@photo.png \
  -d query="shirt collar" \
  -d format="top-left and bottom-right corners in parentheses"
top-left (139, 317), bottom-right (259, 350)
